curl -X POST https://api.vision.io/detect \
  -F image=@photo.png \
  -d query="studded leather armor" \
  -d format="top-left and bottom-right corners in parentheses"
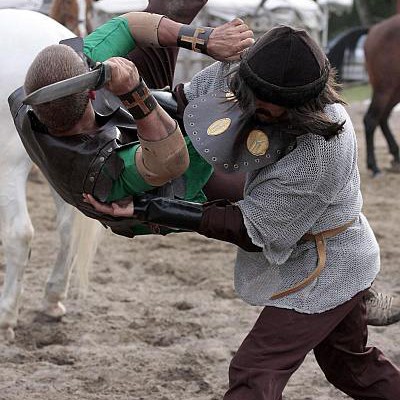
top-left (9, 87), bottom-right (144, 237)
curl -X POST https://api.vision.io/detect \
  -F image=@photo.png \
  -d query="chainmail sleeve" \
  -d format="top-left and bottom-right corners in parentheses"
top-left (183, 61), bottom-right (237, 100)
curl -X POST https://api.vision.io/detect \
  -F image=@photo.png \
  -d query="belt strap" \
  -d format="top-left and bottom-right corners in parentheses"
top-left (270, 219), bottom-right (356, 300)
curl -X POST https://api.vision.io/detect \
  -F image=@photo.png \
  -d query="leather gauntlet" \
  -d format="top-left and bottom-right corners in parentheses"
top-left (177, 25), bottom-right (214, 54)
top-left (133, 195), bottom-right (261, 252)
top-left (119, 78), bottom-right (157, 119)
top-left (134, 194), bottom-right (203, 231)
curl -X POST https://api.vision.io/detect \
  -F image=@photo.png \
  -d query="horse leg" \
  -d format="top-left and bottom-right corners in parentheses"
top-left (41, 188), bottom-right (73, 319)
top-left (84, 0), bottom-right (94, 35)
top-left (363, 94), bottom-right (387, 176)
top-left (0, 161), bottom-right (34, 341)
top-left (379, 107), bottom-right (400, 171)
top-left (43, 187), bottom-right (104, 318)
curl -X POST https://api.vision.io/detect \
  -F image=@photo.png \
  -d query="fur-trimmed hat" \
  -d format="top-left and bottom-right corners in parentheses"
top-left (238, 25), bottom-right (330, 107)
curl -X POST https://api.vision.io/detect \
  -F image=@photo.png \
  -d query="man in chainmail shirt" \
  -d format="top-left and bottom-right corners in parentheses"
top-left (87, 26), bottom-right (400, 398)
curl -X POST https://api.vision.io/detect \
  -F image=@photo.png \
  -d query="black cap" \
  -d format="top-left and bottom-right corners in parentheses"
top-left (239, 25), bottom-right (330, 107)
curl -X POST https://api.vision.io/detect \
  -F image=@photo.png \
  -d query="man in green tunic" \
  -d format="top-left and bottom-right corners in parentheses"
top-left (10, 1), bottom-right (253, 237)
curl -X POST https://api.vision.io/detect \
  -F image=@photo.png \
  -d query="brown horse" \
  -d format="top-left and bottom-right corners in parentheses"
top-left (363, 14), bottom-right (400, 175)
top-left (327, 15), bottom-right (400, 176)
top-left (50, 0), bottom-right (93, 37)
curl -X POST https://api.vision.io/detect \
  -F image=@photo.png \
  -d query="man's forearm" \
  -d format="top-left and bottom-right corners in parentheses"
top-left (121, 11), bottom-right (254, 61)
top-left (121, 12), bottom-right (211, 52)
top-left (118, 78), bottom-right (189, 187)
top-left (133, 195), bottom-right (262, 252)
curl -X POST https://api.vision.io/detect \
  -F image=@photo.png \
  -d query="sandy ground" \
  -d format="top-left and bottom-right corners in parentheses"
top-left (0, 102), bottom-right (399, 400)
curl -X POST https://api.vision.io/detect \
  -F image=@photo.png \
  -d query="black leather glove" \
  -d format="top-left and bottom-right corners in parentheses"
top-left (134, 194), bottom-right (203, 231)
top-left (133, 194), bottom-right (262, 252)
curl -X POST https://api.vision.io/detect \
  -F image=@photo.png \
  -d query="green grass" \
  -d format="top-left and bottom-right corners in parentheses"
top-left (341, 84), bottom-right (372, 103)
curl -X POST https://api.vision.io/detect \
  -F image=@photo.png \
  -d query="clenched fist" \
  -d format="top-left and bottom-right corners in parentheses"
top-left (104, 57), bottom-right (140, 95)
top-left (207, 18), bottom-right (255, 61)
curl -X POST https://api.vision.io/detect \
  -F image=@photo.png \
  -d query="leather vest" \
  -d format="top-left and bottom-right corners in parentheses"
top-left (9, 87), bottom-right (148, 237)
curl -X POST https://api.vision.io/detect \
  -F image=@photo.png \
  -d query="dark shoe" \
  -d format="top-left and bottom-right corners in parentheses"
top-left (366, 288), bottom-right (400, 326)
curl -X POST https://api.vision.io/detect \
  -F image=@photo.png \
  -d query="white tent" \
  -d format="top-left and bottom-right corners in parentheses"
top-left (317, 0), bottom-right (354, 46)
top-left (203, 0), bottom-right (323, 42)
top-left (92, 0), bottom-right (355, 82)
top-left (0, 0), bottom-right (42, 10)
top-left (93, 0), bottom-right (324, 40)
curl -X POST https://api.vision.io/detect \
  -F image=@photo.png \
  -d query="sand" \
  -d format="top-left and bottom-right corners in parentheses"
top-left (0, 101), bottom-right (399, 400)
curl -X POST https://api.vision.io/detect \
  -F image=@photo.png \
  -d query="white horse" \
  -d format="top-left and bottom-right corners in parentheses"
top-left (0, 8), bottom-right (103, 341)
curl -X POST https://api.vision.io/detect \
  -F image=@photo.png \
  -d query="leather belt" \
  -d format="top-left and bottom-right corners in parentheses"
top-left (270, 219), bottom-right (356, 300)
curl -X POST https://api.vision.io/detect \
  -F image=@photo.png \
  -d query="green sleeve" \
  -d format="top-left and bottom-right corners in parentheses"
top-left (83, 16), bottom-right (136, 62)
top-left (106, 138), bottom-right (213, 203)
top-left (183, 139), bottom-right (213, 203)
top-left (106, 143), bottom-right (153, 202)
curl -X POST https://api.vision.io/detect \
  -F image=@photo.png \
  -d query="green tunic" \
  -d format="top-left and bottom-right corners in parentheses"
top-left (83, 17), bottom-right (212, 234)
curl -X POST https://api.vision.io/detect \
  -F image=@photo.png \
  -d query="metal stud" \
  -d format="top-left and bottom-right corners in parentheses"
top-left (212, 157), bottom-right (217, 161)
top-left (204, 149), bottom-right (209, 153)
top-left (255, 159), bottom-right (260, 163)
top-left (234, 164), bottom-right (239, 169)
top-left (224, 163), bottom-right (229, 169)
top-left (99, 157), bottom-right (105, 162)
top-left (89, 176), bottom-right (95, 182)
top-left (192, 131), bottom-right (197, 135)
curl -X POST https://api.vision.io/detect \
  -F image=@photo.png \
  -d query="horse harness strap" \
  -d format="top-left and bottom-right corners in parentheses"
top-left (270, 219), bottom-right (356, 300)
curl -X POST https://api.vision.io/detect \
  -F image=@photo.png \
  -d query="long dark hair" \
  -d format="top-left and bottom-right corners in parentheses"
top-left (228, 67), bottom-right (346, 140)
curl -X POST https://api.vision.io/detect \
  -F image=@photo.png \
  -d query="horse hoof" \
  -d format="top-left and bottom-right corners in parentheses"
top-left (371, 170), bottom-right (382, 178)
top-left (42, 301), bottom-right (66, 319)
top-left (385, 161), bottom-right (400, 174)
top-left (0, 327), bottom-right (15, 342)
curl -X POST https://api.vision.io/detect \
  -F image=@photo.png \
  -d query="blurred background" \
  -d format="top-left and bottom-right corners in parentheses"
top-left (1, 0), bottom-right (397, 94)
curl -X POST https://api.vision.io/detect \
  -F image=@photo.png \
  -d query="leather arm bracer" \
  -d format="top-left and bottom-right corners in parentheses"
top-left (134, 195), bottom-right (262, 252)
top-left (134, 195), bottom-right (203, 231)
top-left (177, 25), bottom-right (214, 54)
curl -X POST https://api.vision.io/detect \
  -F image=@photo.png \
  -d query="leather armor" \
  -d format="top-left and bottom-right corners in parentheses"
top-left (9, 86), bottom-right (179, 238)
top-left (8, 88), bottom-right (144, 237)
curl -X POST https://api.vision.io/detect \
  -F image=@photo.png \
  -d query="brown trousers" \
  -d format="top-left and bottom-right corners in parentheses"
top-left (224, 290), bottom-right (400, 400)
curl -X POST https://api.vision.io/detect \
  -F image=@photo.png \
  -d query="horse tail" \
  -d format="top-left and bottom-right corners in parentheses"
top-left (326, 27), bottom-right (369, 81)
top-left (67, 207), bottom-right (104, 296)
